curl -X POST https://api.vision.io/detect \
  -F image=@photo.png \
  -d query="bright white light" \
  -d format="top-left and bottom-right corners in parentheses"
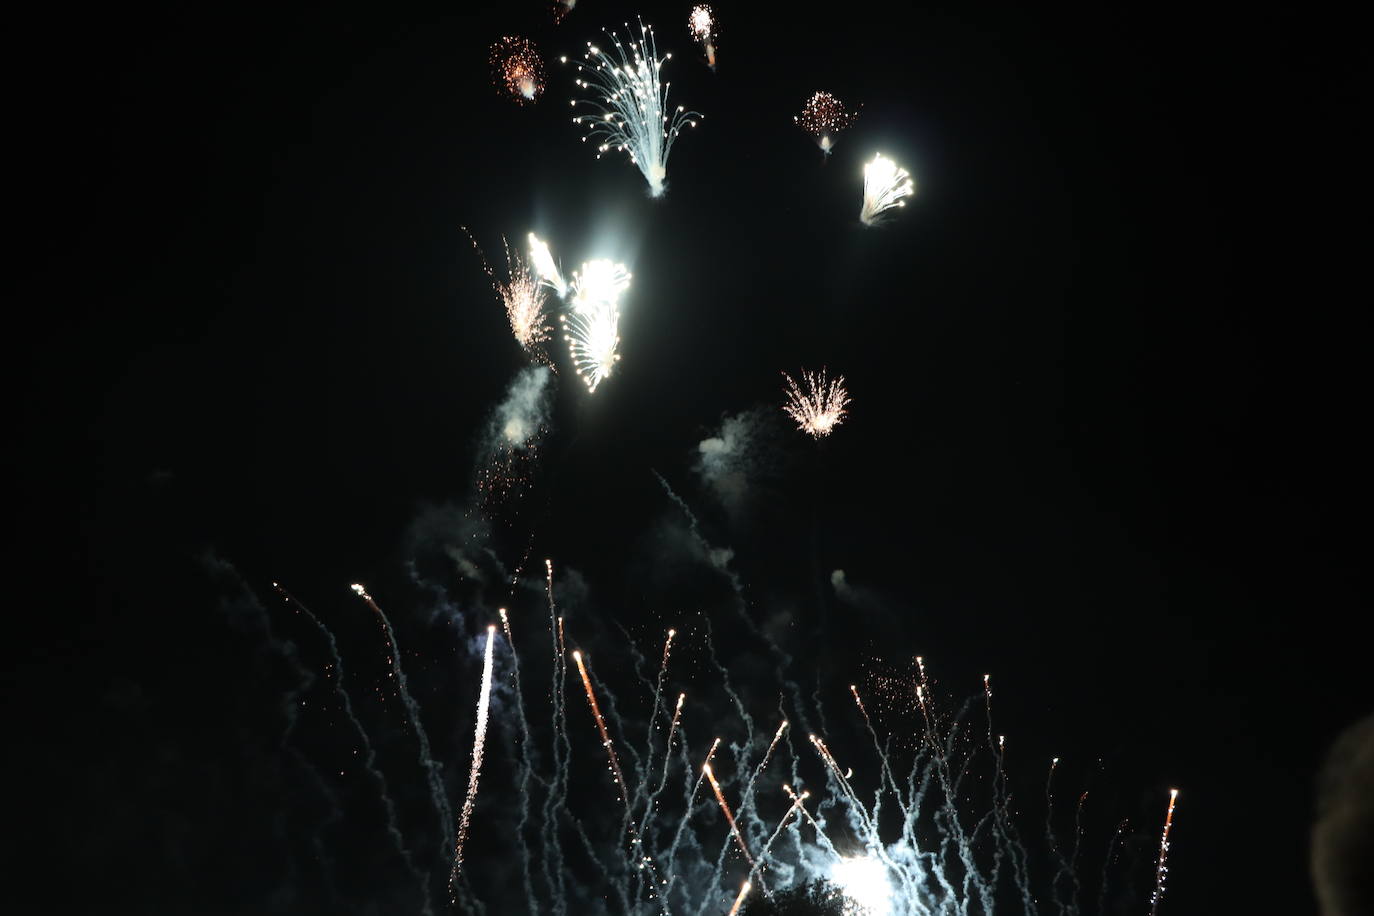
top-left (830, 855), bottom-right (894, 916)
top-left (860, 153), bottom-right (915, 226)
top-left (569, 259), bottom-right (631, 313)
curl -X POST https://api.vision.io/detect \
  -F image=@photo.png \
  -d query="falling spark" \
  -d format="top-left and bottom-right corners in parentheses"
top-left (528, 233), bottom-right (567, 298)
top-left (569, 259), bottom-right (632, 313)
top-left (1149, 788), bottom-right (1180, 915)
top-left (726, 880), bottom-right (751, 916)
top-left (688, 5), bottom-right (717, 70)
top-left (561, 300), bottom-right (621, 392)
top-left (781, 368), bottom-right (851, 438)
top-left (794, 91), bottom-right (859, 155)
top-left (450, 626), bottom-right (497, 900)
top-left (860, 153), bottom-right (915, 226)
top-left (571, 20), bottom-right (703, 197)
top-left (490, 36), bottom-right (547, 104)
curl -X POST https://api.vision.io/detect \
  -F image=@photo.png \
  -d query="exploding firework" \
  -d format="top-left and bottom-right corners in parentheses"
top-left (569, 259), bottom-right (632, 313)
top-left (794, 91), bottom-right (859, 155)
top-left (466, 231), bottom-right (552, 358)
top-left (527, 233), bottom-right (567, 299)
top-left (781, 368), bottom-right (851, 438)
top-left (688, 5), bottom-right (718, 70)
top-left (551, 0), bottom-right (576, 24)
top-left (490, 36), bottom-right (546, 104)
top-left (561, 300), bottom-right (621, 392)
top-left (570, 20), bottom-right (703, 197)
top-left (860, 153), bottom-right (915, 226)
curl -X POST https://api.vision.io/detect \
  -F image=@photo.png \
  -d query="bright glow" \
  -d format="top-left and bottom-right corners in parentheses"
top-left (830, 855), bottom-right (894, 916)
top-left (860, 153), bottom-right (915, 226)
top-left (782, 368), bottom-right (851, 438)
top-left (571, 20), bottom-right (703, 196)
top-left (569, 259), bottom-right (631, 313)
top-left (489, 36), bottom-right (546, 104)
top-left (527, 233), bottom-right (566, 298)
top-left (449, 626), bottom-right (496, 894)
top-left (795, 91), bottom-right (859, 155)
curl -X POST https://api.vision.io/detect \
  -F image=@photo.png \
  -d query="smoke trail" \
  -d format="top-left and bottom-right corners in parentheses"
top-left (350, 585), bottom-right (455, 856)
top-left (273, 583), bottom-right (434, 915)
top-left (540, 561), bottom-right (571, 916)
top-left (498, 607), bottom-right (543, 914)
top-left (450, 626), bottom-right (497, 904)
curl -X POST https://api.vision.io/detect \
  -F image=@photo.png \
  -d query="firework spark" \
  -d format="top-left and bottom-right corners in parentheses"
top-left (726, 880), bottom-right (751, 916)
top-left (860, 153), bottom-right (915, 226)
top-left (1149, 788), bottom-right (1180, 915)
top-left (703, 763), bottom-right (758, 874)
top-left (466, 231), bottom-right (552, 357)
top-left (570, 20), bottom-right (703, 197)
top-left (794, 91), bottom-right (859, 155)
top-left (688, 5), bottom-right (717, 69)
top-left (527, 233), bottom-right (567, 299)
top-left (781, 368), bottom-right (851, 438)
top-left (490, 36), bottom-right (546, 104)
top-left (450, 626), bottom-right (497, 900)
top-left (561, 299), bottom-right (621, 392)
top-left (569, 258), bottom-right (632, 313)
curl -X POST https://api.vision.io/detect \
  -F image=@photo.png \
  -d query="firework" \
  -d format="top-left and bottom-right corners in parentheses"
top-left (570, 20), bottom-right (703, 197)
top-left (490, 36), bottom-right (546, 104)
top-left (688, 5), bottom-right (717, 69)
top-left (860, 153), bottom-right (915, 226)
top-left (569, 258), bottom-right (632, 313)
top-left (527, 233), bottom-right (567, 299)
top-left (703, 763), bottom-right (758, 874)
top-left (552, 0), bottom-right (576, 24)
top-left (1149, 788), bottom-right (1180, 915)
top-left (450, 626), bottom-right (497, 900)
top-left (726, 881), bottom-right (751, 916)
top-left (794, 91), bottom-right (859, 155)
top-left (561, 289), bottom-right (622, 393)
top-left (781, 368), bottom-right (851, 438)
top-left (466, 232), bottom-right (552, 357)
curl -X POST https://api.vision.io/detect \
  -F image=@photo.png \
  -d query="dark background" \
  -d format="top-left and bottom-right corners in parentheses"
top-left (9, 0), bottom-right (1368, 913)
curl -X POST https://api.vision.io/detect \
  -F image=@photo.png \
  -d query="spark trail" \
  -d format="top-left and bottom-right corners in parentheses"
top-left (450, 625), bottom-right (497, 902)
top-left (350, 584), bottom-right (455, 854)
top-left (1149, 789), bottom-right (1179, 916)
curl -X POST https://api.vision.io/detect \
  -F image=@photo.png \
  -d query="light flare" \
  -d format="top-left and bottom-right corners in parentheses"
top-left (860, 153), bottom-right (915, 226)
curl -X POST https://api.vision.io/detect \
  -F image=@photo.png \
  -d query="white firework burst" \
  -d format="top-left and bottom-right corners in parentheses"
top-left (782, 368), bottom-right (851, 438)
top-left (528, 233), bottom-right (567, 298)
top-left (569, 259), bottom-right (631, 313)
top-left (688, 5), bottom-right (717, 69)
top-left (570, 20), bottom-right (703, 197)
top-left (498, 244), bottom-right (551, 354)
top-left (562, 303), bottom-right (621, 392)
top-left (860, 153), bottom-right (915, 226)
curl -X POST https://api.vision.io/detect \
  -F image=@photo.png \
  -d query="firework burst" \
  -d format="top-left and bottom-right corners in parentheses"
top-left (570, 20), bottom-right (703, 197)
top-left (688, 5), bottom-right (718, 70)
top-left (562, 302), bottom-right (621, 392)
top-left (490, 36), bottom-right (546, 104)
top-left (569, 259), bottom-right (632, 313)
top-left (860, 153), bottom-right (915, 226)
top-left (782, 368), bottom-right (851, 438)
top-left (464, 231), bottom-right (552, 361)
top-left (795, 91), bottom-right (860, 155)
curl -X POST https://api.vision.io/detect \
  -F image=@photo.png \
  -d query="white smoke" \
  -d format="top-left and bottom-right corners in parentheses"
top-left (493, 366), bottom-right (553, 450)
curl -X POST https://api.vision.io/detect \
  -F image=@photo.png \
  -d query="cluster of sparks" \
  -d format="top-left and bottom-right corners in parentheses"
top-left (860, 153), bottom-right (915, 227)
top-left (795, 91), bottom-right (860, 155)
top-left (490, 36), bottom-right (546, 104)
top-left (570, 20), bottom-right (702, 197)
top-left (561, 258), bottom-right (631, 392)
top-left (781, 368), bottom-right (851, 438)
top-left (687, 5), bottom-right (717, 69)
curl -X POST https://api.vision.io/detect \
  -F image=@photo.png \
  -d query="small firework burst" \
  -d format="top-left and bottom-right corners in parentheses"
top-left (490, 36), bottom-right (546, 104)
top-left (794, 91), bottom-right (860, 155)
top-left (688, 5), bottom-right (718, 69)
top-left (860, 153), bottom-right (915, 226)
top-left (464, 230), bottom-right (553, 362)
top-left (782, 368), bottom-right (851, 438)
top-left (569, 259), bottom-right (631, 313)
top-left (570, 20), bottom-right (703, 197)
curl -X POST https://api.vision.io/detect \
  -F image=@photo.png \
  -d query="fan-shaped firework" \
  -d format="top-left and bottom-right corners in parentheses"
top-left (860, 153), bottom-right (915, 226)
top-left (569, 259), bottom-right (631, 313)
top-left (688, 5), bottom-right (718, 69)
top-left (794, 91), bottom-right (860, 155)
top-left (570, 20), bottom-right (703, 197)
top-left (782, 368), bottom-right (851, 438)
top-left (528, 233), bottom-right (567, 298)
top-left (561, 302), bottom-right (621, 392)
top-left (490, 36), bottom-right (546, 104)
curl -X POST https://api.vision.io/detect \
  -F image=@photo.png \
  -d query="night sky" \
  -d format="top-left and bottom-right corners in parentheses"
top-left (11, 2), bottom-right (1368, 914)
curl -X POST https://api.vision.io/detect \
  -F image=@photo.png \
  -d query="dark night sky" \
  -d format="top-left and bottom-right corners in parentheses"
top-left (9, 1), bottom-right (1369, 913)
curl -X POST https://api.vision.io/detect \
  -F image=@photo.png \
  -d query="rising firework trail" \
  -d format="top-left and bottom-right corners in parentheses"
top-left (860, 153), bottom-right (915, 226)
top-left (450, 625), bottom-right (497, 902)
top-left (570, 19), bottom-right (703, 197)
top-left (794, 91), bottom-right (859, 156)
top-left (528, 233), bottom-right (567, 298)
top-left (781, 368), bottom-right (851, 438)
top-left (1149, 788), bottom-right (1180, 915)
top-left (350, 584), bottom-right (455, 853)
top-left (726, 880), bottom-right (751, 916)
top-left (703, 762), bottom-right (760, 881)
